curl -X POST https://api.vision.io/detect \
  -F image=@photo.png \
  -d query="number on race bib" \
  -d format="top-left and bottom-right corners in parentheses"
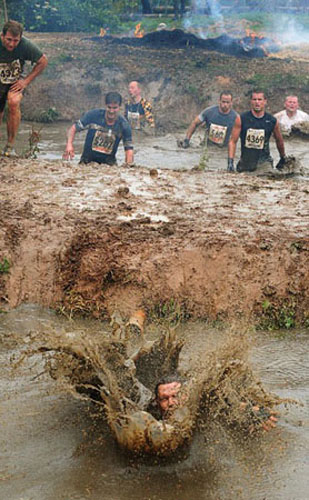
top-left (245, 128), bottom-right (265, 150)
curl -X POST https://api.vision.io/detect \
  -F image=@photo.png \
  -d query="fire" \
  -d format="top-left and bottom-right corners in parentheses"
top-left (99, 28), bottom-right (106, 37)
top-left (245, 29), bottom-right (264, 43)
top-left (134, 23), bottom-right (145, 38)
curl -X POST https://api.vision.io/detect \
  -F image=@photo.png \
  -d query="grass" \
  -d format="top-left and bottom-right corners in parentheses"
top-left (0, 258), bottom-right (10, 274)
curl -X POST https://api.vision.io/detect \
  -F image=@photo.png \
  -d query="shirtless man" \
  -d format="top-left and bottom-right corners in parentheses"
top-left (0, 20), bottom-right (48, 157)
top-left (275, 95), bottom-right (309, 135)
top-left (179, 92), bottom-right (238, 149)
top-left (228, 90), bottom-right (286, 174)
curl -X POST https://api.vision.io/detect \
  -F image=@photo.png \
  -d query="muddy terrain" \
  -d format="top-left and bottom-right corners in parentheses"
top-left (0, 32), bottom-right (308, 325)
top-left (0, 152), bottom-right (308, 325)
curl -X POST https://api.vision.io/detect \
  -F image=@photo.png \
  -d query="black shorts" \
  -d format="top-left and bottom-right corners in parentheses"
top-left (0, 84), bottom-right (11, 112)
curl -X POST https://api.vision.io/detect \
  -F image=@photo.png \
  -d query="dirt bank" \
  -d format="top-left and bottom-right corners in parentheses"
top-left (22, 33), bottom-right (309, 131)
top-left (0, 158), bottom-right (308, 325)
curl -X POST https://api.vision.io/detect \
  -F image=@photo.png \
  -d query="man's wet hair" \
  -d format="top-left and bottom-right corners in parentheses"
top-left (250, 89), bottom-right (267, 99)
top-left (155, 374), bottom-right (185, 399)
top-left (2, 20), bottom-right (23, 37)
top-left (105, 92), bottom-right (122, 106)
top-left (220, 91), bottom-right (233, 99)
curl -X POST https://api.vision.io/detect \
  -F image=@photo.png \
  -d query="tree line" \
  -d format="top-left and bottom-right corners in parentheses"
top-left (1, 1), bottom-right (308, 32)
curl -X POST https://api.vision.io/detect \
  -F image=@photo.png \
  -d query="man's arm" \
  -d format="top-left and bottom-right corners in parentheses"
top-left (228, 115), bottom-right (241, 159)
top-left (227, 115), bottom-right (241, 171)
top-left (63, 124), bottom-right (77, 160)
top-left (10, 54), bottom-right (48, 93)
top-left (125, 148), bottom-right (134, 165)
top-left (186, 116), bottom-right (203, 141)
top-left (273, 120), bottom-right (285, 158)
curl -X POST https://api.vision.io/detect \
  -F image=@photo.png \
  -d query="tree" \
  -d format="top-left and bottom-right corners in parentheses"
top-left (141, 0), bottom-right (152, 13)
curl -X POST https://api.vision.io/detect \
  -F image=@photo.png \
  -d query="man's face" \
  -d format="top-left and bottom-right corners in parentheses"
top-left (106, 102), bottom-right (120, 121)
top-left (1, 31), bottom-right (21, 51)
top-left (128, 82), bottom-right (140, 99)
top-left (219, 94), bottom-right (233, 114)
top-left (250, 93), bottom-right (267, 113)
top-left (157, 382), bottom-right (181, 415)
top-left (285, 97), bottom-right (299, 114)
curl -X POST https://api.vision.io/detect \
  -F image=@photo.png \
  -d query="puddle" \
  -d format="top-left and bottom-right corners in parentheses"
top-left (1, 305), bottom-right (308, 500)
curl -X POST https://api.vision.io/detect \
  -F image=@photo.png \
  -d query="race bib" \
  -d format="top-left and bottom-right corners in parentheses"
top-left (208, 123), bottom-right (227, 145)
top-left (0, 60), bottom-right (22, 84)
top-left (92, 129), bottom-right (115, 155)
top-left (128, 111), bottom-right (141, 130)
top-left (245, 128), bottom-right (265, 149)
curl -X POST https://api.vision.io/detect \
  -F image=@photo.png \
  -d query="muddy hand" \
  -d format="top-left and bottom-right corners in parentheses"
top-left (227, 158), bottom-right (235, 172)
top-left (62, 148), bottom-right (74, 160)
top-left (177, 138), bottom-right (190, 149)
top-left (275, 156), bottom-right (287, 170)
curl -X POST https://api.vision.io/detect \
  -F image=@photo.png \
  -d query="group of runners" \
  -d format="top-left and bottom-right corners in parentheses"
top-left (1, 19), bottom-right (308, 176)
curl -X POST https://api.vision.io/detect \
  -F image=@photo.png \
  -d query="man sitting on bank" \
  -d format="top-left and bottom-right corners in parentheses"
top-left (275, 95), bottom-right (309, 135)
top-left (228, 90), bottom-right (286, 175)
top-left (178, 91), bottom-right (238, 149)
top-left (124, 80), bottom-right (155, 132)
top-left (63, 91), bottom-right (134, 166)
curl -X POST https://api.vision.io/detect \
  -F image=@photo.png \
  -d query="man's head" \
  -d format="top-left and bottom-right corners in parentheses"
top-left (105, 91), bottom-right (122, 122)
top-left (219, 92), bottom-right (233, 114)
top-left (284, 95), bottom-right (299, 115)
top-left (1, 20), bottom-right (23, 51)
top-left (128, 81), bottom-right (141, 102)
top-left (250, 90), bottom-right (267, 115)
top-left (155, 375), bottom-right (182, 416)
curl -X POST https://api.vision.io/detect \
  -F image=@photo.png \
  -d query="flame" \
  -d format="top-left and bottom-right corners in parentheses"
top-left (245, 29), bottom-right (264, 43)
top-left (134, 23), bottom-right (145, 38)
top-left (99, 28), bottom-right (107, 37)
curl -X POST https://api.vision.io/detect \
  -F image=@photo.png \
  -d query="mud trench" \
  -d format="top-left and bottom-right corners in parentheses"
top-left (1, 305), bottom-right (309, 500)
top-left (0, 122), bottom-right (309, 498)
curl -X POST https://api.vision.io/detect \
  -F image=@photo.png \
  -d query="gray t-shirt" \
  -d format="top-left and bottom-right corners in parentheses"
top-left (198, 105), bottom-right (238, 147)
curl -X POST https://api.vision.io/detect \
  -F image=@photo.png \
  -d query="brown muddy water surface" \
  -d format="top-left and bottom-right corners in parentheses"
top-left (15, 121), bottom-right (309, 175)
top-left (1, 304), bottom-right (308, 500)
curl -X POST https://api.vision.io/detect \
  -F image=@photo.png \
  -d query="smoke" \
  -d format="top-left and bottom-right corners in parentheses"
top-left (183, 0), bottom-right (225, 39)
top-left (273, 16), bottom-right (309, 45)
top-left (183, 1), bottom-right (309, 45)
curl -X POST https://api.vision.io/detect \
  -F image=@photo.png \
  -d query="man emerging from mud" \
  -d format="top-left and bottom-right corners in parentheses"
top-left (63, 91), bottom-right (134, 166)
top-left (155, 376), bottom-right (183, 419)
top-left (155, 376), bottom-right (277, 431)
top-left (178, 92), bottom-right (238, 149)
top-left (227, 90), bottom-right (286, 175)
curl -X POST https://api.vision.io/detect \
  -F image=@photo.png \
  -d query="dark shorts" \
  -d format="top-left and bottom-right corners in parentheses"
top-left (0, 84), bottom-right (11, 112)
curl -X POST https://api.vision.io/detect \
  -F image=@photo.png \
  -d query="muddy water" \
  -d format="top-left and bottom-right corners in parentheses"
top-left (11, 121), bottom-right (309, 175)
top-left (1, 304), bottom-right (308, 500)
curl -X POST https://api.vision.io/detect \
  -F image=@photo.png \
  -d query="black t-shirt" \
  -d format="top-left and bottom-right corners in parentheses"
top-left (239, 111), bottom-right (276, 169)
top-left (75, 109), bottom-right (133, 165)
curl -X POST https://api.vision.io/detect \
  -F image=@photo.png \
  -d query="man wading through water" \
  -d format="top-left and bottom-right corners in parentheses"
top-left (63, 91), bottom-right (134, 166)
top-left (178, 92), bottom-right (238, 149)
top-left (0, 20), bottom-right (48, 157)
top-left (227, 90), bottom-right (286, 175)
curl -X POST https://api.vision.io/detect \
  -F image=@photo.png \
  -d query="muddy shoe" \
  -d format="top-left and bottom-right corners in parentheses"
top-left (1, 145), bottom-right (18, 158)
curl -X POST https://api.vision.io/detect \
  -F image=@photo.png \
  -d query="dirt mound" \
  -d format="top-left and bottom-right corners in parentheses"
top-left (89, 29), bottom-right (279, 58)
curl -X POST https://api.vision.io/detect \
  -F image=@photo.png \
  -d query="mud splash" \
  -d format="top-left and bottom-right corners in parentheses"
top-left (21, 320), bottom-right (284, 457)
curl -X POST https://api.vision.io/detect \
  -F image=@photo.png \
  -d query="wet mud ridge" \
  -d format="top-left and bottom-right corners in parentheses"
top-left (0, 158), bottom-right (308, 324)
